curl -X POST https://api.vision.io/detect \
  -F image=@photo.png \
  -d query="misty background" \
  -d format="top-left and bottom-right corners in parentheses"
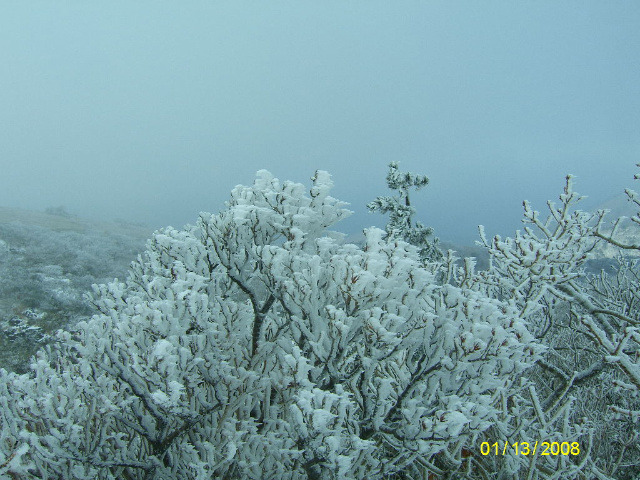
top-left (1, 2), bottom-right (639, 245)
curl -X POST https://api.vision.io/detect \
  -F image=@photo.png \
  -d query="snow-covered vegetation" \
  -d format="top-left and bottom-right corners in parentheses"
top-left (0, 165), bottom-right (639, 479)
top-left (0, 210), bottom-right (150, 372)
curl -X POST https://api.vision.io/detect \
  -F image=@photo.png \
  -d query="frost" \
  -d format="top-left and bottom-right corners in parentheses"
top-left (152, 339), bottom-right (174, 358)
top-left (368, 162), bottom-right (442, 262)
top-left (2, 167), bottom-right (625, 480)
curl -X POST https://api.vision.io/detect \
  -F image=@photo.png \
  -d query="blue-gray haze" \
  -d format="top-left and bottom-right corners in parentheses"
top-left (1, 2), bottom-right (639, 244)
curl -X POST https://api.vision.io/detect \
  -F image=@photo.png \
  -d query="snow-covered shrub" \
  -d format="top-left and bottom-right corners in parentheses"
top-left (459, 174), bottom-right (640, 480)
top-left (1, 170), bottom-right (543, 479)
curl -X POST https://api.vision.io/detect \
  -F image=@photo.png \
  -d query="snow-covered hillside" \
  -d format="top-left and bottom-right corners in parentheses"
top-left (0, 207), bottom-right (152, 372)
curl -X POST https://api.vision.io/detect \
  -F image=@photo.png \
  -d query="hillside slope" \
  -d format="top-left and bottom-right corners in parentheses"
top-left (0, 207), bottom-right (153, 372)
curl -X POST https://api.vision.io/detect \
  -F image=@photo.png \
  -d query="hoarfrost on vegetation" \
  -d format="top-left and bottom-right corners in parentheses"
top-left (1, 164), bottom-right (640, 479)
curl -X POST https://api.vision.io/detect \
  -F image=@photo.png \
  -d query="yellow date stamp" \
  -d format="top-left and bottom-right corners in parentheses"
top-left (480, 441), bottom-right (580, 456)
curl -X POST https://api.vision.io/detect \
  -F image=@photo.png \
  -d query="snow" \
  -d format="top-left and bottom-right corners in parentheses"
top-left (1, 167), bottom-right (632, 480)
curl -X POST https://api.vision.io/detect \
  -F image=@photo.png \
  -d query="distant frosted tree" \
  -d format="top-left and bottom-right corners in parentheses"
top-left (368, 162), bottom-right (443, 262)
top-left (0, 170), bottom-right (544, 480)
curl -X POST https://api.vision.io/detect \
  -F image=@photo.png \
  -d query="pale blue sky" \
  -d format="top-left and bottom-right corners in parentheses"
top-left (2, 2), bottom-right (639, 243)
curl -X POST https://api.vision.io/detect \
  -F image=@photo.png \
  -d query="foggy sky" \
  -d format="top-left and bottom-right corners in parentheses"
top-left (2, 2), bottom-right (639, 244)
